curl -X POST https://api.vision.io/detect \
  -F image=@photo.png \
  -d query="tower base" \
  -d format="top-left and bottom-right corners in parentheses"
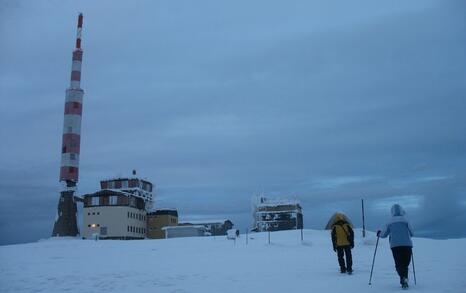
top-left (52, 190), bottom-right (79, 237)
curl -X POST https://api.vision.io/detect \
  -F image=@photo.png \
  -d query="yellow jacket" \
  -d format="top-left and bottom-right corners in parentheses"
top-left (331, 214), bottom-right (354, 248)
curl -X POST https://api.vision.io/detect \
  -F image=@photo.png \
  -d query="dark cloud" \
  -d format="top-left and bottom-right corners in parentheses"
top-left (1, 0), bottom-right (465, 245)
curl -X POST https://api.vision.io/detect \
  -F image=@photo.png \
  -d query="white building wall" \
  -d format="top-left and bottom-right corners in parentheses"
top-left (83, 206), bottom-right (147, 239)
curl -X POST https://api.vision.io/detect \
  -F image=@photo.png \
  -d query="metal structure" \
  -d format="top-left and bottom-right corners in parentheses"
top-left (52, 13), bottom-right (85, 237)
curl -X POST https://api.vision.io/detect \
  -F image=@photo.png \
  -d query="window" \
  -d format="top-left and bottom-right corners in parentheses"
top-left (127, 226), bottom-right (130, 232)
top-left (92, 212), bottom-right (95, 215)
top-left (97, 212), bottom-right (100, 215)
top-left (129, 179), bottom-right (137, 188)
top-left (130, 197), bottom-right (136, 207)
top-left (127, 212), bottom-right (130, 218)
top-left (88, 212), bottom-right (90, 215)
top-left (91, 197), bottom-right (99, 206)
top-left (70, 153), bottom-right (76, 160)
top-left (109, 196), bottom-right (117, 205)
top-left (122, 180), bottom-right (128, 188)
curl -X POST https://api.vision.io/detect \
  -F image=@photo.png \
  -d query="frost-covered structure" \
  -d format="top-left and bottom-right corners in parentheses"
top-left (179, 219), bottom-right (234, 236)
top-left (100, 170), bottom-right (154, 210)
top-left (252, 195), bottom-right (303, 232)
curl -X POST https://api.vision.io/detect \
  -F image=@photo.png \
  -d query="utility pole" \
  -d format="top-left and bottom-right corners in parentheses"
top-left (361, 198), bottom-right (366, 238)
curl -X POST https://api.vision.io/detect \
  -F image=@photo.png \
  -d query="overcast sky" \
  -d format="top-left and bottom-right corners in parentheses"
top-left (1, 0), bottom-right (465, 245)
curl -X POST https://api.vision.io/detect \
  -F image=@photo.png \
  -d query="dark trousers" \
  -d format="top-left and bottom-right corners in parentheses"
top-left (391, 246), bottom-right (412, 283)
top-left (336, 246), bottom-right (352, 270)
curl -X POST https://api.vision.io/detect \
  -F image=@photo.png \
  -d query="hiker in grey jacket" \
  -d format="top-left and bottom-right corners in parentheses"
top-left (377, 204), bottom-right (414, 289)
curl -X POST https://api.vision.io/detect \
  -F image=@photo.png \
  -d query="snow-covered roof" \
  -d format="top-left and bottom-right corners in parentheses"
top-left (254, 195), bottom-right (301, 208)
top-left (83, 189), bottom-right (134, 198)
top-left (257, 199), bottom-right (300, 207)
top-left (101, 175), bottom-right (153, 184)
top-left (156, 208), bottom-right (178, 212)
top-left (161, 225), bottom-right (206, 230)
top-left (256, 210), bottom-right (300, 214)
top-left (180, 219), bottom-right (230, 225)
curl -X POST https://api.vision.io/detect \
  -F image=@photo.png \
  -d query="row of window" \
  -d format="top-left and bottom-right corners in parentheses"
top-left (88, 212), bottom-right (100, 216)
top-left (102, 180), bottom-right (153, 192)
top-left (128, 212), bottom-right (145, 221)
top-left (88, 223), bottom-right (145, 235)
top-left (128, 226), bottom-right (145, 234)
top-left (91, 196), bottom-right (118, 206)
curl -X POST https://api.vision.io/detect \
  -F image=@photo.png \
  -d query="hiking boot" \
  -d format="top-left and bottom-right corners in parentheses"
top-left (401, 277), bottom-right (409, 289)
top-left (340, 267), bottom-right (347, 273)
top-left (347, 268), bottom-right (353, 274)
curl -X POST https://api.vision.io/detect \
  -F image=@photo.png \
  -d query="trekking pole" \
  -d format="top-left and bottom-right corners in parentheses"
top-left (412, 250), bottom-right (417, 285)
top-left (368, 235), bottom-right (380, 285)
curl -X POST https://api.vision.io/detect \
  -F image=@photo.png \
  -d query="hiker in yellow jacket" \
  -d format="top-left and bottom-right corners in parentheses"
top-left (331, 213), bottom-right (355, 274)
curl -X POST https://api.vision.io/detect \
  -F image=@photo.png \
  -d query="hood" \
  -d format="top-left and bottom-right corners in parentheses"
top-left (335, 213), bottom-right (345, 221)
top-left (325, 212), bottom-right (353, 229)
top-left (391, 204), bottom-right (406, 217)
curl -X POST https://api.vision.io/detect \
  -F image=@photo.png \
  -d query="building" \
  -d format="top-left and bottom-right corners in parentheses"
top-left (252, 196), bottom-right (303, 232)
top-left (179, 219), bottom-right (234, 236)
top-left (82, 189), bottom-right (147, 240)
top-left (162, 225), bottom-right (208, 239)
top-left (147, 209), bottom-right (179, 239)
top-left (100, 170), bottom-right (154, 210)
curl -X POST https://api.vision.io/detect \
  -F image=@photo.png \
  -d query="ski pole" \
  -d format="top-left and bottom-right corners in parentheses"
top-left (412, 250), bottom-right (417, 285)
top-left (369, 235), bottom-right (380, 285)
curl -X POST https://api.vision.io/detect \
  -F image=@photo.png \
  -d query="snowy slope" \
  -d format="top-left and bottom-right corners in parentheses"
top-left (1, 229), bottom-right (465, 293)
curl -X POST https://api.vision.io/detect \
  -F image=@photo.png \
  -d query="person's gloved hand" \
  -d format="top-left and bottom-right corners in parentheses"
top-left (350, 244), bottom-right (354, 249)
top-left (376, 230), bottom-right (381, 237)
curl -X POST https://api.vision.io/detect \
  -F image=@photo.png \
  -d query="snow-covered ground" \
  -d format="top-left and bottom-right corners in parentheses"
top-left (1, 229), bottom-right (465, 293)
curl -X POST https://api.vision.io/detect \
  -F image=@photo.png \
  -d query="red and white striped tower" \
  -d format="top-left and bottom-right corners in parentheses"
top-left (60, 13), bottom-right (84, 185)
top-left (52, 13), bottom-right (85, 237)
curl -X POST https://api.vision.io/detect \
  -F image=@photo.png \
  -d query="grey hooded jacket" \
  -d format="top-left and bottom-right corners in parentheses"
top-left (380, 204), bottom-right (414, 248)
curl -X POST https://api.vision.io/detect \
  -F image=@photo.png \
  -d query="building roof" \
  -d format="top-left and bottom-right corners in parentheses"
top-left (148, 209), bottom-right (178, 217)
top-left (101, 176), bottom-right (153, 186)
top-left (82, 189), bottom-right (133, 198)
top-left (161, 225), bottom-right (206, 231)
top-left (179, 219), bottom-right (231, 225)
